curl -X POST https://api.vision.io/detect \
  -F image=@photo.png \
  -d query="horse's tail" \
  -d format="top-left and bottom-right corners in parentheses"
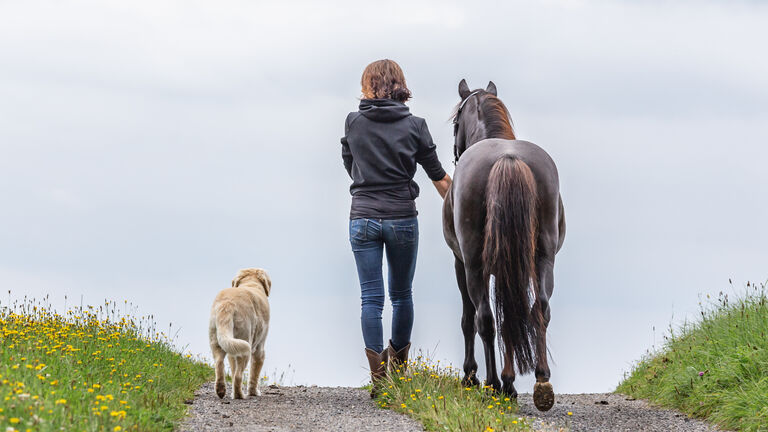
top-left (483, 156), bottom-right (540, 374)
top-left (215, 302), bottom-right (251, 357)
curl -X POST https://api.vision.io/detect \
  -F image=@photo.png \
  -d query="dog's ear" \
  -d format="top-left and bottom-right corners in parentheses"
top-left (257, 270), bottom-right (271, 296)
top-left (232, 272), bottom-right (244, 287)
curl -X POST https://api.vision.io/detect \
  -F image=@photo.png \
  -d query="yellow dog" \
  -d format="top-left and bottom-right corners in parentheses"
top-left (209, 268), bottom-right (271, 399)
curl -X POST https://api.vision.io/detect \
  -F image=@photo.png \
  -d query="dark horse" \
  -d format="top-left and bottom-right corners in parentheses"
top-left (442, 80), bottom-right (566, 411)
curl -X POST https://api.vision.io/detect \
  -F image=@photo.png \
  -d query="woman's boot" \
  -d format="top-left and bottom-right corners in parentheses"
top-left (365, 347), bottom-right (389, 398)
top-left (387, 340), bottom-right (411, 372)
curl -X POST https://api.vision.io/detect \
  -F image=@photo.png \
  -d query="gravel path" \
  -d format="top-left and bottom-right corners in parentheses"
top-left (518, 392), bottom-right (723, 432)
top-left (179, 383), bottom-right (424, 432)
top-left (180, 384), bottom-right (722, 432)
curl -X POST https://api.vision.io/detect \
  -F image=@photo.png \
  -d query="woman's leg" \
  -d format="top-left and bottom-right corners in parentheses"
top-left (350, 218), bottom-right (385, 353)
top-left (382, 217), bottom-right (419, 351)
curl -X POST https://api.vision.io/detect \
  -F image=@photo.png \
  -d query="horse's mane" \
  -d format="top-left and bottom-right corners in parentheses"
top-left (451, 92), bottom-right (516, 140)
top-left (481, 94), bottom-right (516, 140)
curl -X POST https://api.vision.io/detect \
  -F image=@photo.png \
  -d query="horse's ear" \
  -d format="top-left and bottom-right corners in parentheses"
top-left (486, 81), bottom-right (497, 96)
top-left (459, 79), bottom-right (471, 99)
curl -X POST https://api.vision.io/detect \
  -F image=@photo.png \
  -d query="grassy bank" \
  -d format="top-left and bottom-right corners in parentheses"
top-left (374, 355), bottom-right (536, 432)
top-left (0, 296), bottom-right (212, 432)
top-left (617, 281), bottom-right (768, 431)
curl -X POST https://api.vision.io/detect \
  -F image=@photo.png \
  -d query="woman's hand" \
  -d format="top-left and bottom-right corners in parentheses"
top-left (432, 174), bottom-right (452, 199)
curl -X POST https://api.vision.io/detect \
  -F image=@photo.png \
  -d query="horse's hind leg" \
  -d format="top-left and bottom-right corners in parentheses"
top-left (534, 255), bottom-right (554, 382)
top-left (455, 257), bottom-right (479, 386)
top-left (501, 349), bottom-right (517, 398)
top-left (532, 253), bottom-right (555, 411)
top-left (466, 265), bottom-right (501, 391)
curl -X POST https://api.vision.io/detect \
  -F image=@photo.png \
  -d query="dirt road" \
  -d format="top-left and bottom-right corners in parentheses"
top-left (180, 383), bottom-right (722, 431)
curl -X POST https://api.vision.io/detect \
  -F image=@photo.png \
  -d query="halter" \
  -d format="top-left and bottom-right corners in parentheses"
top-left (453, 91), bottom-right (481, 165)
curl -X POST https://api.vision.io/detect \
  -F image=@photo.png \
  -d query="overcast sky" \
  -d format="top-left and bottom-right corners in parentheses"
top-left (2, 0), bottom-right (767, 394)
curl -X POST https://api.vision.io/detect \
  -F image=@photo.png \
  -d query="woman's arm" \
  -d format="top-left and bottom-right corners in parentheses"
top-left (341, 136), bottom-right (353, 178)
top-left (432, 174), bottom-right (452, 199)
top-left (341, 115), bottom-right (354, 178)
top-left (415, 119), bottom-right (449, 198)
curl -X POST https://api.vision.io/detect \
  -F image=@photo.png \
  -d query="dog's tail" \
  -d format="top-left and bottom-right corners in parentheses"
top-left (215, 302), bottom-right (251, 356)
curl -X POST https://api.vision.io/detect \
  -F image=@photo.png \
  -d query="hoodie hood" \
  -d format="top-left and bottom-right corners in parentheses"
top-left (358, 99), bottom-right (411, 122)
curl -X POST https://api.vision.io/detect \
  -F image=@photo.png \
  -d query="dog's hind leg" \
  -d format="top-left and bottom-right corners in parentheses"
top-left (212, 345), bottom-right (227, 399)
top-left (248, 348), bottom-right (265, 397)
top-left (232, 355), bottom-right (247, 399)
top-left (227, 356), bottom-right (238, 398)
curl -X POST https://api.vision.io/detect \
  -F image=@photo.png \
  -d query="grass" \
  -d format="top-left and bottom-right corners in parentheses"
top-left (0, 295), bottom-right (212, 432)
top-left (617, 281), bottom-right (768, 432)
top-left (374, 355), bottom-right (538, 432)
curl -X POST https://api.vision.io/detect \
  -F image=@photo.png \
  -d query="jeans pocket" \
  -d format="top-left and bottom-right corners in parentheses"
top-left (350, 219), bottom-right (368, 242)
top-left (392, 224), bottom-right (416, 244)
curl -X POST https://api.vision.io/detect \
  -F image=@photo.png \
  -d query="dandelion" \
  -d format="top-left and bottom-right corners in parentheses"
top-left (567, 411), bottom-right (573, 416)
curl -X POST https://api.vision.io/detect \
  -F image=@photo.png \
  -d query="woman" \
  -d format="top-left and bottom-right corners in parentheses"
top-left (340, 59), bottom-right (452, 395)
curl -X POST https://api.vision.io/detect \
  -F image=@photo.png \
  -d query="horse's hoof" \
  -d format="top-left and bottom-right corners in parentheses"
top-left (462, 374), bottom-right (480, 387)
top-left (485, 379), bottom-right (502, 393)
top-left (215, 382), bottom-right (226, 399)
top-left (533, 382), bottom-right (555, 411)
top-left (502, 384), bottom-right (518, 399)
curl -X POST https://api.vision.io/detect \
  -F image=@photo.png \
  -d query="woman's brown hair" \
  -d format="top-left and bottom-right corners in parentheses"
top-left (360, 59), bottom-right (412, 102)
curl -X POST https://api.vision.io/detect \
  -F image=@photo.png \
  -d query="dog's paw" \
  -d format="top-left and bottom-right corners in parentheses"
top-left (248, 388), bottom-right (261, 397)
top-left (232, 390), bottom-right (244, 400)
top-left (215, 382), bottom-right (226, 399)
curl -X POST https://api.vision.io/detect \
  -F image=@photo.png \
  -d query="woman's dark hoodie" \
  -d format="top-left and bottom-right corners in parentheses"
top-left (341, 99), bottom-right (447, 220)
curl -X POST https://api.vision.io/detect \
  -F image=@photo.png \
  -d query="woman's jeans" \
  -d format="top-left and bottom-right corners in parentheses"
top-left (350, 217), bottom-right (418, 354)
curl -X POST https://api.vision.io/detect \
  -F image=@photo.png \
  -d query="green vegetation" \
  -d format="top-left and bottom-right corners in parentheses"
top-left (0, 296), bottom-right (212, 432)
top-left (375, 355), bottom-right (538, 432)
top-left (617, 281), bottom-right (768, 431)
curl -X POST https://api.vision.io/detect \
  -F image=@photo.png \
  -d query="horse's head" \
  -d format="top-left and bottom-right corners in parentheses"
top-left (452, 79), bottom-right (514, 164)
